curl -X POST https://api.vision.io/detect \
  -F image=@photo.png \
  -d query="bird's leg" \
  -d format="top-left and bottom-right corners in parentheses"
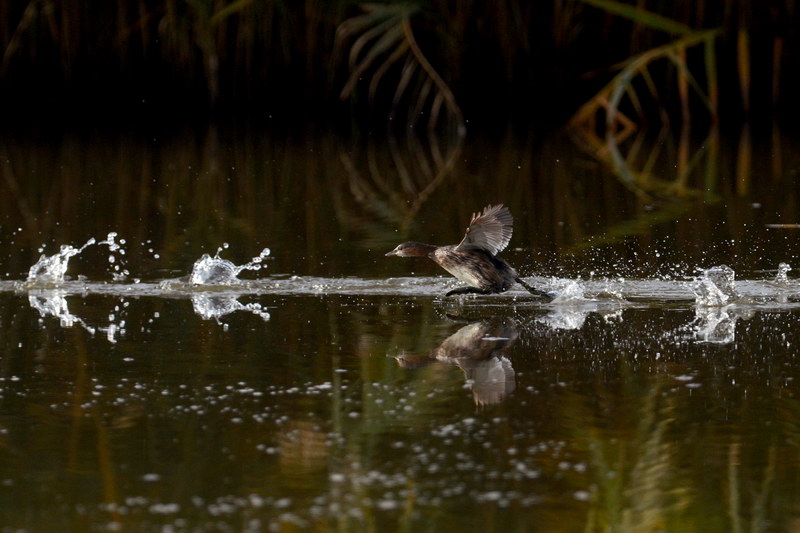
top-left (515, 277), bottom-right (553, 301)
top-left (445, 286), bottom-right (491, 297)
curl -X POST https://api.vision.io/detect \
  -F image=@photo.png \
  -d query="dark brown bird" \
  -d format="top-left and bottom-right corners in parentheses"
top-left (385, 204), bottom-right (551, 298)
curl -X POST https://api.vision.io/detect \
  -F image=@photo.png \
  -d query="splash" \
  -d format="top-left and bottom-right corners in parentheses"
top-left (537, 309), bottom-right (589, 330)
top-left (29, 291), bottom-right (95, 333)
top-left (691, 265), bottom-right (738, 306)
top-left (775, 262), bottom-right (792, 284)
top-left (27, 239), bottom-right (95, 283)
top-left (191, 294), bottom-right (271, 326)
top-left (691, 307), bottom-right (736, 344)
top-left (28, 290), bottom-right (129, 343)
top-left (26, 232), bottom-right (128, 284)
top-left (188, 244), bottom-right (271, 285)
top-left (548, 279), bottom-right (586, 303)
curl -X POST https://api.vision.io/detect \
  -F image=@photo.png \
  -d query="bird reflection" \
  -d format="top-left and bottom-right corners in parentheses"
top-left (394, 320), bottom-right (518, 406)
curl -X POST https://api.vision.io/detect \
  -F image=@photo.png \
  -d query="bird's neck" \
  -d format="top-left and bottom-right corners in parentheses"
top-left (408, 242), bottom-right (438, 257)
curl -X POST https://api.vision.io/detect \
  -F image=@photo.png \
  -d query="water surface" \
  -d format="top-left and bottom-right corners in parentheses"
top-left (1, 127), bottom-right (800, 531)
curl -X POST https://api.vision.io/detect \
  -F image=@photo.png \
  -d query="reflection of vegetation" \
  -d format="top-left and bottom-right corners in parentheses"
top-left (569, 0), bottom-right (722, 198)
top-left (334, 3), bottom-right (465, 240)
top-left (567, 197), bottom-right (692, 256)
top-left (550, 351), bottom-right (792, 533)
top-left (727, 442), bottom-right (778, 533)
top-left (339, 128), bottom-right (463, 241)
top-left (579, 381), bottom-right (683, 532)
top-left (1, 127), bottom-right (799, 280)
top-left (4, 295), bottom-right (800, 529)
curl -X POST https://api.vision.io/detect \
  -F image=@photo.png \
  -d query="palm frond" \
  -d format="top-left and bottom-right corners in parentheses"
top-left (335, 3), bottom-right (464, 135)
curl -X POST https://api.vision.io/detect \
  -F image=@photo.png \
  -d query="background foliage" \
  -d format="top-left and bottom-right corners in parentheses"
top-left (1, 0), bottom-right (796, 127)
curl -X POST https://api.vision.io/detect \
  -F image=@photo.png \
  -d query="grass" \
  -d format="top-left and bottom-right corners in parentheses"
top-left (0, 1), bottom-right (794, 126)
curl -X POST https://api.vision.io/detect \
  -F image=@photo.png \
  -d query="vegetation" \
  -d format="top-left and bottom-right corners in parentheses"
top-left (1, 0), bottom-right (795, 127)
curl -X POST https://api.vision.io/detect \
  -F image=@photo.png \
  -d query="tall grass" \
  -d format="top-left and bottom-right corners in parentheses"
top-left (0, 1), bottom-right (795, 124)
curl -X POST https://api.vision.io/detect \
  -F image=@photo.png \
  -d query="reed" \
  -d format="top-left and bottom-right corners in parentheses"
top-left (0, 1), bottom-right (794, 124)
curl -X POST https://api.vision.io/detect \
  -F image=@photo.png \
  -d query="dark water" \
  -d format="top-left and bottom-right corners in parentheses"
top-left (1, 126), bottom-right (800, 531)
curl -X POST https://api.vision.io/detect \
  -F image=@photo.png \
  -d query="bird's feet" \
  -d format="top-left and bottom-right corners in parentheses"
top-left (445, 287), bottom-right (491, 297)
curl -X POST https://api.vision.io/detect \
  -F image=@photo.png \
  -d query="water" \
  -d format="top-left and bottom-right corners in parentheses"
top-left (2, 128), bottom-right (800, 531)
top-left (187, 244), bottom-right (271, 286)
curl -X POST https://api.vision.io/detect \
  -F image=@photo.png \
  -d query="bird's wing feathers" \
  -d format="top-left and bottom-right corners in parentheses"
top-left (456, 204), bottom-right (513, 256)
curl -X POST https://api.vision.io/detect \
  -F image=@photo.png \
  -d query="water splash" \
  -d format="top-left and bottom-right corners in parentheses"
top-left (691, 265), bottom-right (738, 306)
top-left (27, 238), bottom-right (96, 283)
top-left (691, 306), bottom-right (736, 343)
top-left (28, 290), bottom-right (128, 343)
top-left (188, 244), bottom-right (271, 285)
top-left (548, 279), bottom-right (586, 303)
top-left (536, 309), bottom-right (589, 330)
top-left (191, 294), bottom-right (271, 325)
top-left (29, 291), bottom-right (95, 333)
top-left (775, 262), bottom-right (792, 284)
top-left (26, 232), bottom-right (128, 284)
top-left (104, 232), bottom-right (130, 281)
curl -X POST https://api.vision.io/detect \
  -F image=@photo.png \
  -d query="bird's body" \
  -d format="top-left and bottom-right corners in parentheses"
top-left (385, 204), bottom-right (550, 298)
top-left (432, 245), bottom-right (518, 293)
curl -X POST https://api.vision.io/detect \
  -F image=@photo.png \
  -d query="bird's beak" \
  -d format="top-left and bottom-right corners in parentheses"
top-left (385, 249), bottom-right (398, 257)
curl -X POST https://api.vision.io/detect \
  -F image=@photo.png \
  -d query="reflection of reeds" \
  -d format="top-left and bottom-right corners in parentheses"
top-left (1, 125), bottom-right (798, 279)
top-left (570, 379), bottom-right (683, 532)
top-left (570, 118), bottom-right (719, 199)
top-left (567, 2), bottom-right (725, 197)
top-left (339, 129), bottom-right (463, 242)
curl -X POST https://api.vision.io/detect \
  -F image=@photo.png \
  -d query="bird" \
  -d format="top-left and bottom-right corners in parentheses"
top-left (385, 204), bottom-right (551, 298)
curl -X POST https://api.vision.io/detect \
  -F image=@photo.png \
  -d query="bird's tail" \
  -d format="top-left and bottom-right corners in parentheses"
top-left (515, 277), bottom-right (553, 301)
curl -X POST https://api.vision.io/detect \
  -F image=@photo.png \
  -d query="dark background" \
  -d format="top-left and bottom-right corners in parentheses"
top-left (1, 0), bottom-right (797, 131)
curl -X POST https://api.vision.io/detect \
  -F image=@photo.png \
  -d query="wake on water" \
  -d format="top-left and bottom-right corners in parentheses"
top-left (4, 233), bottom-right (800, 340)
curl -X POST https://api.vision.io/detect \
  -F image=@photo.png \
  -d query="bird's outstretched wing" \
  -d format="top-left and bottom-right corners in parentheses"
top-left (455, 204), bottom-right (513, 256)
